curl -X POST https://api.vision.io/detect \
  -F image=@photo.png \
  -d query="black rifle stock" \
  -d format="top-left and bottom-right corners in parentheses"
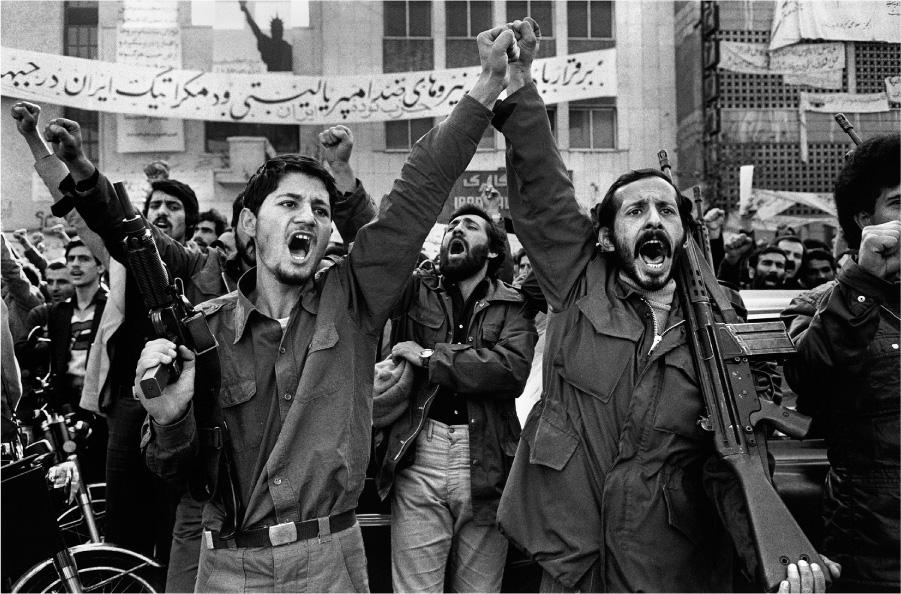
top-left (655, 151), bottom-right (828, 590)
top-left (112, 182), bottom-right (217, 399)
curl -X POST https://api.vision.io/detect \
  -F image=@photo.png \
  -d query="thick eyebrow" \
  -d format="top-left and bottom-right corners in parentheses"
top-left (276, 192), bottom-right (330, 206)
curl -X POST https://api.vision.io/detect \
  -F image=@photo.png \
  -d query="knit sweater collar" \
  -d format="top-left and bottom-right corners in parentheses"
top-left (617, 272), bottom-right (676, 311)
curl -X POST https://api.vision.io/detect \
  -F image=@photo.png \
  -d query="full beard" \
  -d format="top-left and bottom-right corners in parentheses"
top-left (751, 274), bottom-right (783, 289)
top-left (440, 241), bottom-right (490, 282)
top-left (613, 228), bottom-right (678, 291)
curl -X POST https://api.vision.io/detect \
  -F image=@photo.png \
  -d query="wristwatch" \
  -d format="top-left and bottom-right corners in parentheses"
top-left (419, 348), bottom-right (434, 368)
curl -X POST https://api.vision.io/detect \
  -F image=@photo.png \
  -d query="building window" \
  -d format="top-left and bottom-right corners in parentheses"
top-left (385, 1), bottom-right (431, 37)
top-left (446, 1), bottom-right (492, 68)
top-left (386, 118), bottom-right (435, 151)
top-left (567, 1), bottom-right (613, 39)
top-left (384, 1), bottom-right (433, 73)
top-left (64, 1), bottom-right (99, 164)
top-left (569, 100), bottom-right (615, 149)
top-left (204, 122), bottom-right (299, 155)
top-left (506, 0), bottom-right (555, 57)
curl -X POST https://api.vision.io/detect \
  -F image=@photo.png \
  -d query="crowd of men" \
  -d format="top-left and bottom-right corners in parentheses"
top-left (1, 17), bottom-right (898, 594)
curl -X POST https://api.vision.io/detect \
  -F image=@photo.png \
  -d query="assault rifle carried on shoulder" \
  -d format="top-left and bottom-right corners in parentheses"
top-left (657, 151), bottom-right (830, 591)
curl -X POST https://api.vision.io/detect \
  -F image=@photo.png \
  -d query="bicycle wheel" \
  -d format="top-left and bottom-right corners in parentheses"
top-left (11, 544), bottom-right (164, 593)
top-left (57, 483), bottom-right (106, 546)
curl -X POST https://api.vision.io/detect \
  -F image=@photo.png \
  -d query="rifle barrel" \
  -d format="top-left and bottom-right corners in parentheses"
top-left (834, 113), bottom-right (862, 146)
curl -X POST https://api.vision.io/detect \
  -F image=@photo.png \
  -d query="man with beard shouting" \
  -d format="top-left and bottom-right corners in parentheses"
top-left (493, 18), bottom-right (838, 593)
top-left (748, 245), bottom-right (788, 289)
top-left (374, 202), bottom-right (537, 592)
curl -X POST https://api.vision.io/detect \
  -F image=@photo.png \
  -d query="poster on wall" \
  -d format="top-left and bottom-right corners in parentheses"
top-left (116, 1), bottom-right (185, 153)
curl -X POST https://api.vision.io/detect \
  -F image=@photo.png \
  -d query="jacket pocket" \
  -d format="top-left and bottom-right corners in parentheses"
top-left (220, 377), bottom-right (257, 451)
top-left (662, 467), bottom-right (709, 547)
top-left (653, 348), bottom-right (706, 441)
top-left (303, 323), bottom-right (342, 399)
top-left (407, 303), bottom-right (444, 329)
top-left (554, 325), bottom-right (631, 404)
top-left (528, 402), bottom-right (579, 471)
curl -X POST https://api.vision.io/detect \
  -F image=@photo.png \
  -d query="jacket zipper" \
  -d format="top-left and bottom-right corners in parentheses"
top-left (641, 298), bottom-right (662, 354)
top-left (393, 386), bottom-right (440, 462)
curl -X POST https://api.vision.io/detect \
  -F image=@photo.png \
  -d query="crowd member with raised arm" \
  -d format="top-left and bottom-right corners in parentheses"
top-left (32, 106), bottom-right (374, 591)
top-left (119, 26), bottom-right (516, 592)
top-left (782, 134), bottom-right (900, 592)
top-left (375, 201), bottom-right (536, 592)
top-left (492, 18), bottom-right (838, 593)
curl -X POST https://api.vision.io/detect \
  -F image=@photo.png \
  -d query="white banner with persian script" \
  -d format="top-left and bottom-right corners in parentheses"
top-left (749, 188), bottom-right (836, 221)
top-left (770, 0), bottom-right (901, 50)
top-left (797, 91), bottom-right (891, 161)
top-left (1, 47), bottom-right (616, 125)
top-left (116, 1), bottom-right (184, 152)
top-left (718, 40), bottom-right (844, 88)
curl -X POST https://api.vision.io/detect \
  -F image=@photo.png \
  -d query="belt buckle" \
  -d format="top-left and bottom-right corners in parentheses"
top-left (268, 521), bottom-right (298, 547)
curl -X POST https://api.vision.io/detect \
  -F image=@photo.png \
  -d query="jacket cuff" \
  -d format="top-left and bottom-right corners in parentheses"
top-left (491, 83), bottom-right (538, 131)
top-left (838, 259), bottom-right (896, 304)
top-left (335, 179), bottom-right (363, 203)
top-left (151, 402), bottom-right (196, 449)
top-left (449, 94), bottom-right (494, 143)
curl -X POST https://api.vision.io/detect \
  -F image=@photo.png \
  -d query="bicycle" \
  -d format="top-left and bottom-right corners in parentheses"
top-left (3, 413), bottom-right (164, 593)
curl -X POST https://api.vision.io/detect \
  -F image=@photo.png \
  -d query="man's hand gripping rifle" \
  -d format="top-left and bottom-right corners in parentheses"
top-left (658, 151), bottom-right (830, 591)
top-left (112, 182), bottom-right (217, 398)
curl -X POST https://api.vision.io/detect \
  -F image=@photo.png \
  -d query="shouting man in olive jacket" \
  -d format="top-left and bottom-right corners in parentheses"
top-left (494, 18), bottom-right (839, 593)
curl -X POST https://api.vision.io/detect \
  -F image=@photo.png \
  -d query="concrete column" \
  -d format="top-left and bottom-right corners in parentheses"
top-left (434, 0), bottom-right (446, 69)
top-left (555, 0), bottom-right (571, 150)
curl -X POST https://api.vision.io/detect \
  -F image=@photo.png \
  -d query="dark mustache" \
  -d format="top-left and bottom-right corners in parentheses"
top-left (633, 229), bottom-right (672, 257)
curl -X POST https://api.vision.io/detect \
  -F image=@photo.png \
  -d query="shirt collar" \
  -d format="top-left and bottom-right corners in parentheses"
top-left (232, 267), bottom-right (319, 344)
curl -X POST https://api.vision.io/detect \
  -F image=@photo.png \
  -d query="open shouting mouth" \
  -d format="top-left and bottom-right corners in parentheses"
top-left (288, 231), bottom-right (314, 263)
top-left (448, 237), bottom-right (467, 256)
top-left (635, 232), bottom-right (672, 271)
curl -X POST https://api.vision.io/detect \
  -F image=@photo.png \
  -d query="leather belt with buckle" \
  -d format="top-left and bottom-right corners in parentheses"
top-left (203, 510), bottom-right (356, 549)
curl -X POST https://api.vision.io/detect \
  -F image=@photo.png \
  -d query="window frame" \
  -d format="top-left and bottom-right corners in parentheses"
top-left (385, 117), bottom-right (437, 152)
top-left (64, 2), bottom-right (99, 164)
top-left (567, 0), bottom-right (615, 41)
top-left (568, 102), bottom-right (617, 150)
top-left (384, 0), bottom-right (432, 39)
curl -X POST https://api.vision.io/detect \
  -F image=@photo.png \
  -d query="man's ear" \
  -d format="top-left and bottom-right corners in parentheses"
top-left (240, 207), bottom-right (257, 239)
top-left (598, 227), bottom-right (614, 252)
top-left (748, 266), bottom-right (756, 280)
top-left (853, 210), bottom-right (871, 230)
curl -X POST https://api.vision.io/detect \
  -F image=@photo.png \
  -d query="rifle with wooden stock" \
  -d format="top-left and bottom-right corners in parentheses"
top-left (657, 151), bottom-right (830, 591)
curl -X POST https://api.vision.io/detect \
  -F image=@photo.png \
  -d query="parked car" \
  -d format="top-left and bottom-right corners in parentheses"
top-left (356, 289), bottom-right (830, 592)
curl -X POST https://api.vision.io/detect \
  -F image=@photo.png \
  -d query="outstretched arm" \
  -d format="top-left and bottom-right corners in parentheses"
top-left (43, 116), bottom-right (208, 283)
top-left (494, 19), bottom-right (596, 310)
top-left (11, 101), bottom-right (110, 267)
top-left (319, 125), bottom-right (378, 244)
top-left (239, 0), bottom-right (264, 41)
top-left (346, 25), bottom-right (515, 331)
